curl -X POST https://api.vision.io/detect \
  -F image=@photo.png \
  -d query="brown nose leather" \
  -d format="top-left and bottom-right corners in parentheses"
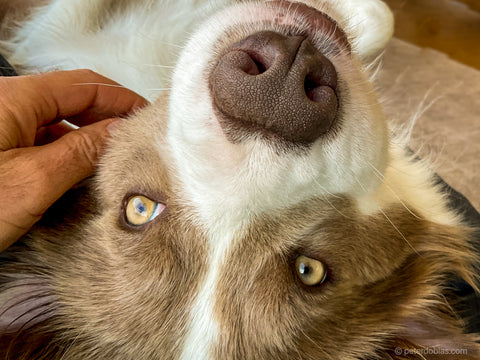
top-left (210, 31), bottom-right (338, 144)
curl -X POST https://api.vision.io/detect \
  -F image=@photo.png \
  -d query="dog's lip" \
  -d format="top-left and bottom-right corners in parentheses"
top-left (265, 0), bottom-right (351, 52)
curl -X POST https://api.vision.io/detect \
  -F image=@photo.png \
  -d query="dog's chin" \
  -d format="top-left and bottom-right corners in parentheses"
top-left (253, 1), bottom-right (351, 53)
top-left (168, 0), bottom-right (389, 216)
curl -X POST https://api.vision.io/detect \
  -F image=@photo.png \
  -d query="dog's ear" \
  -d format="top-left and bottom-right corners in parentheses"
top-left (0, 180), bottom-right (97, 359)
top-left (384, 224), bottom-right (480, 360)
top-left (362, 213), bottom-right (480, 359)
top-left (0, 294), bottom-right (62, 359)
top-left (0, 245), bottom-right (64, 359)
top-left (380, 336), bottom-right (480, 359)
top-left (329, 0), bottom-right (394, 61)
top-left (382, 286), bottom-right (480, 359)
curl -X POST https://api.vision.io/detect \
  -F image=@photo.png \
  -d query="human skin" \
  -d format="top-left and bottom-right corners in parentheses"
top-left (0, 69), bottom-right (148, 251)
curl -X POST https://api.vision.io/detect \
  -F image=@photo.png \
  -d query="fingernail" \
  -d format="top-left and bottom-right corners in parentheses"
top-left (107, 119), bottom-right (122, 135)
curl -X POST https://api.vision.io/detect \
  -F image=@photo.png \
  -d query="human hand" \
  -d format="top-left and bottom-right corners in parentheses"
top-left (0, 69), bottom-right (148, 251)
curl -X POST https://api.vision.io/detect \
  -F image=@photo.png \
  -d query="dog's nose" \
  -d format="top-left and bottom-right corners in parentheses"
top-left (210, 31), bottom-right (338, 144)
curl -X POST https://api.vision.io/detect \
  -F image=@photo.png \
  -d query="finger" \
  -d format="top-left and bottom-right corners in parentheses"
top-left (0, 118), bottom-right (118, 250)
top-left (35, 121), bottom-right (77, 145)
top-left (0, 69), bottom-right (147, 149)
top-left (33, 118), bottom-right (118, 205)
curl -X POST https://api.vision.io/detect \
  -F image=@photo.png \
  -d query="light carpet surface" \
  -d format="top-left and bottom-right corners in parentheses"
top-left (377, 38), bottom-right (479, 211)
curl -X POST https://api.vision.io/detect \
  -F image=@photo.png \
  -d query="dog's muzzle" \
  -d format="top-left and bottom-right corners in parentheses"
top-left (210, 29), bottom-right (338, 145)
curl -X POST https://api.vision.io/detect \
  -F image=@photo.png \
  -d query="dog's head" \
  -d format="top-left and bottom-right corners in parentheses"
top-left (1, 1), bottom-right (479, 359)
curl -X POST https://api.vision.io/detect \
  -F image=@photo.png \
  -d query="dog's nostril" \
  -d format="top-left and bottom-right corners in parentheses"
top-left (239, 51), bottom-right (268, 76)
top-left (210, 31), bottom-right (339, 144)
top-left (252, 58), bottom-right (267, 74)
top-left (305, 74), bottom-right (321, 102)
top-left (304, 74), bottom-right (336, 103)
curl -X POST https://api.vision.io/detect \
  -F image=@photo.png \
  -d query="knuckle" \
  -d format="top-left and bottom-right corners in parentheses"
top-left (75, 68), bottom-right (97, 79)
top-left (65, 131), bottom-right (102, 170)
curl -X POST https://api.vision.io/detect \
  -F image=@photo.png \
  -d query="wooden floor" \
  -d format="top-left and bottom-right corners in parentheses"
top-left (384, 0), bottom-right (480, 70)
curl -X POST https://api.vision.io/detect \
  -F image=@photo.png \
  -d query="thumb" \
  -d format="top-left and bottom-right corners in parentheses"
top-left (0, 118), bottom-right (119, 251)
top-left (40, 118), bottom-right (119, 191)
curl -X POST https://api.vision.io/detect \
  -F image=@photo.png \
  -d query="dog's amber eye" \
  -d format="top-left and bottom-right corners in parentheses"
top-left (125, 195), bottom-right (164, 226)
top-left (295, 255), bottom-right (327, 286)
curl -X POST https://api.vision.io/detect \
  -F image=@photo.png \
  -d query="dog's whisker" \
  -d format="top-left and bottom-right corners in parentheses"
top-left (286, 0), bottom-right (296, 22)
top-left (379, 207), bottom-right (420, 256)
top-left (297, 325), bottom-right (324, 356)
top-left (396, 83), bottom-right (445, 146)
top-left (306, 165), bottom-right (352, 219)
top-left (417, 352), bottom-right (428, 360)
top-left (140, 64), bottom-right (175, 68)
top-left (118, 59), bottom-right (175, 70)
top-left (136, 32), bottom-right (184, 49)
top-left (147, 88), bottom-right (172, 91)
top-left (72, 82), bottom-right (126, 89)
top-left (315, 182), bottom-right (344, 200)
top-left (322, 194), bottom-right (352, 219)
top-left (355, 176), bottom-right (419, 255)
top-left (438, 293), bottom-right (458, 321)
top-left (60, 326), bottom-right (85, 360)
top-left (308, 169), bottom-right (344, 200)
top-left (313, 182), bottom-right (352, 219)
top-left (366, 50), bottom-right (385, 79)
top-left (366, 161), bottom-right (423, 220)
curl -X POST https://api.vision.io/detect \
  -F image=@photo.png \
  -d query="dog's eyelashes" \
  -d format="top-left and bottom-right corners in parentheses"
top-left (124, 195), bottom-right (165, 227)
top-left (295, 255), bottom-right (327, 286)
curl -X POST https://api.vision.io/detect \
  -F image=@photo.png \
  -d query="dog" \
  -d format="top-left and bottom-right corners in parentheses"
top-left (0, 0), bottom-right (479, 359)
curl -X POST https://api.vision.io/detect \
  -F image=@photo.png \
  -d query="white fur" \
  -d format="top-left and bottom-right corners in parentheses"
top-left (168, 0), bottom-right (390, 230)
top-left (326, 0), bottom-right (394, 60)
top-left (180, 224), bottom-right (241, 360)
top-left (356, 142), bottom-right (462, 227)
top-left (6, 0), bottom-right (219, 100)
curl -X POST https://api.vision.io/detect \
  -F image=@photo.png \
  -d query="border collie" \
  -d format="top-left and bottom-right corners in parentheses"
top-left (1, 0), bottom-right (479, 359)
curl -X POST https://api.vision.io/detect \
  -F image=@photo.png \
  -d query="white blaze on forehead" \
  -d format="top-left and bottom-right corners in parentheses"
top-left (179, 268), bottom-right (218, 360)
top-left (180, 224), bottom-right (241, 360)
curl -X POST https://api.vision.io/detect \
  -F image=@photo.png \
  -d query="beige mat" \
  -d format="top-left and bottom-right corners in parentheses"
top-left (376, 38), bottom-right (480, 211)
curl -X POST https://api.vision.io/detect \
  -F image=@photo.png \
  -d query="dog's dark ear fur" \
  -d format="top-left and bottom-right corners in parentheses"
top-left (379, 338), bottom-right (479, 360)
top-left (353, 213), bottom-right (480, 360)
top-left (0, 326), bottom-right (64, 360)
top-left (0, 180), bottom-right (96, 359)
top-left (385, 240), bottom-right (480, 360)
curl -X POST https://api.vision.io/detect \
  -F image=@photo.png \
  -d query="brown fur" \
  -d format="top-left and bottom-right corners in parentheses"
top-left (213, 198), bottom-right (480, 359)
top-left (2, 161), bottom-right (477, 359)
top-left (0, 97), bottom-right (210, 359)
top-left (0, 100), bottom-right (479, 359)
